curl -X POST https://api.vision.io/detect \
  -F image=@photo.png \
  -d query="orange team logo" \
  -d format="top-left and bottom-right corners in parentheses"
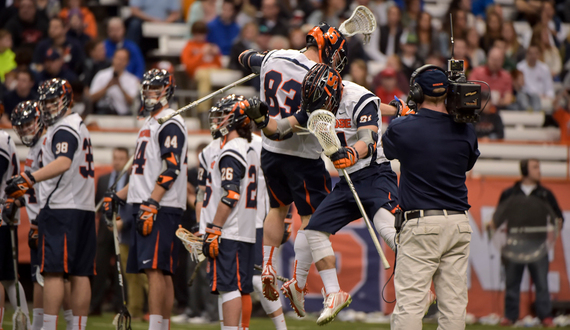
top-left (327, 72), bottom-right (339, 89)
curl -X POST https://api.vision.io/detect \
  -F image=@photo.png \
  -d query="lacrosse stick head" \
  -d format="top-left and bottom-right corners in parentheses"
top-left (13, 308), bottom-right (28, 330)
top-left (301, 63), bottom-right (343, 115)
top-left (338, 5), bottom-right (377, 44)
top-left (306, 23), bottom-right (348, 73)
top-left (176, 226), bottom-right (204, 262)
top-left (307, 110), bottom-right (341, 156)
top-left (113, 309), bottom-right (132, 330)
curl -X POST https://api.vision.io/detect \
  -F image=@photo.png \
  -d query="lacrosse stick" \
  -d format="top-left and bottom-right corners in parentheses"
top-left (338, 5), bottom-right (377, 44)
top-left (175, 226), bottom-right (207, 286)
top-left (307, 110), bottom-right (390, 269)
top-left (95, 156), bottom-right (134, 212)
top-left (9, 224), bottom-right (29, 330)
top-left (254, 265), bottom-right (289, 282)
top-left (111, 210), bottom-right (132, 330)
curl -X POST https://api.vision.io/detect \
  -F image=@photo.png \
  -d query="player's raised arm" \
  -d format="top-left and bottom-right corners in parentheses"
top-left (238, 49), bottom-right (267, 74)
top-left (237, 97), bottom-right (304, 140)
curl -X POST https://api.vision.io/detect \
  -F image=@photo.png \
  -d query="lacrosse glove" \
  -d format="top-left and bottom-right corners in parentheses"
top-left (203, 223), bottom-right (222, 258)
top-left (330, 146), bottom-right (359, 169)
top-left (136, 199), bottom-right (160, 236)
top-left (389, 97), bottom-right (415, 117)
top-left (1, 196), bottom-right (25, 226)
top-left (5, 171), bottom-right (35, 198)
top-left (237, 97), bottom-right (269, 129)
top-left (190, 223), bottom-right (201, 235)
top-left (103, 190), bottom-right (125, 228)
top-left (29, 220), bottom-right (38, 250)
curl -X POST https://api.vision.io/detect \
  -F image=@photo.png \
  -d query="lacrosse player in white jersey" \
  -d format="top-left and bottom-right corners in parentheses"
top-left (106, 69), bottom-right (187, 330)
top-left (5, 78), bottom-right (96, 330)
top-left (238, 22), bottom-right (348, 308)
top-left (0, 101), bottom-right (32, 330)
top-left (197, 95), bottom-right (258, 330)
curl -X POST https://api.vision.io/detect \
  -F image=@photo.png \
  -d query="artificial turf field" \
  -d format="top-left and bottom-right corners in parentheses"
top-left (1, 309), bottom-right (545, 330)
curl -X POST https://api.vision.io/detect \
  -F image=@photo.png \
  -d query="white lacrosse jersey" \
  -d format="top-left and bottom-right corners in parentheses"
top-left (198, 138), bottom-right (222, 234)
top-left (39, 113), bottom-right (95, 211)
top-left (251, 134), bottom-right (268, 229)
top-left (335, 81), bottom-right (389, 175)
top-left (127, 108), bottom-right (188, 209)
top-left (260, 49), bottom-right (322, 159)
top-left (200, 137), bottom-right (258, 243)
top-left (24, 140), bottom-right (43, 221)
top-left (0, 130), bottom-right (20, 226)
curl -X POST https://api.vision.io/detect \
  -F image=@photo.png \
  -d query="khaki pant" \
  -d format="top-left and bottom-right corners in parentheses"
top-left (195, 68), bottom-right (213, 113)
top-left (120, 244), bottom-right (148, 318)
top-left (391, 213), bottom-right (472, 330)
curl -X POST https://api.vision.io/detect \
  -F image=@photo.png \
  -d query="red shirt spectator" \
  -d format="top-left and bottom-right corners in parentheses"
top-left (180, 22), bottom-right (222, 77)
top-left (375, 67), bottom-right (405, 123)
top-left (469, 47), bottom-right (513, 107)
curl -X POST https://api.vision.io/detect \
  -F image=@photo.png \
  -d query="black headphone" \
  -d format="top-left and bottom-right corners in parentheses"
top-left (407, 64), bottom-right (448, 105)
top-left (520, 159), bottom-right (529, 177)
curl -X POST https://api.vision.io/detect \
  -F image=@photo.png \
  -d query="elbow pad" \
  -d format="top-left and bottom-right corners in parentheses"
top-left (221, 183), bottom-right (240, 208)
top-left (266, 118), bottom-right (293, 141)
top-left (238, 49), bottom-right (264, 74)
top-left (156, 152), bottom-right (181, 190)
top-left (357, 129), bottom-right (378, 159)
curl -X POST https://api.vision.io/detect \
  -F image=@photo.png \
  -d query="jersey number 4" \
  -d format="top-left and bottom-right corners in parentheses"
top-left (133, 141), bottom-right (148, 175)
top-left (264, 70), bottom-right (302, 118)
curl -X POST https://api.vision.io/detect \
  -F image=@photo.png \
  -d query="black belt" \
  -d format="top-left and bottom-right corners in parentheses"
top-left (405, 210), bottom-right (466, 220)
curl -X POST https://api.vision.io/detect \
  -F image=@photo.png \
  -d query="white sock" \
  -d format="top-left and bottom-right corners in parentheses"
top-left (373, 208), bottom-right (397, 251)
top-left (32, 308), bottom-right (44, 330)
top-left (0, 307), bottom-right (4, 330)
top-left (42, 314), bottom-right (58, 330)
top-left (221, 326), bottom-right (238, 330)
top-left (271, 314), bottom-right (287, 330)
top-left (64, 310), bottom-right (74, 330)
top-left (293, 230), bottom-right (312, 288)
top-left (218, 296), bottom-right (224, 325)
top-left (319, 269), bottom-right (340, 294)
top-left (149, 315), bottom-right (163, 330)
top-left (263, 245), bottom-right (276, 267)
top-left (72, 315), bottom-right (87, 330)
top-left (161, 319), bottom-right (169, 330)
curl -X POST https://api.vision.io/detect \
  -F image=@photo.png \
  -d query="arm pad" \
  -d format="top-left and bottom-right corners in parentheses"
top-left (265, 118), bottom-right (294, 141)
top-left (238, 50), bottom-right (265, 74)
top-left (356, 129), bottom-right (378, 159)
top-left (221, 183), bottom-right (240, 208)
top-left (156, 152), bottom-right (181, 190)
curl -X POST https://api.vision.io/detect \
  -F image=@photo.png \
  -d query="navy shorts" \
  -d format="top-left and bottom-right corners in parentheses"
top-left (37, 208), bottom-right (97, 276)
top-left (253, 228), bottom-right (263, 276)
top-left (31, 245), bottom-right (40, 282)
top-left (0, 226), bottom-right (17, 281)
top-left (305, 162), bottom-right (398, 234)
top-left (261, 149), bottom-right (331, 216)
top-left (126, 205), bottom-right (183, 275)
top-left (208, 238), bottom-right (255, 294)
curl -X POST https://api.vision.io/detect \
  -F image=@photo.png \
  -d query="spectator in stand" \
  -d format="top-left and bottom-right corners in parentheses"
top-left (126, 0), bottom-right (181, 45)
top-left (412, 11), bottom-right (440, 62)
top-left (82, 39), bottom-right (111, 90)
top-left (469, 47), bottom-right (513, 109)
top-left (90, 48), bottom-right (139, 115)
top-left (0, 0), bottom-right (20, 29)
top-left (475, 99), bottom-right (504, 140)
top-left (229, 22), bottom-right (258, 75)
top-left (289, 27), bottom-right (305, 50)
top-left (471, 0), bottom-right (494, 19)
top-left (510, 69), bottom-right (541, 111)
top-left (439, 9), bottom-right (468, 57)
top-left (401, 0), bottom-right (421, 32)
top-left (515, 0), bottom-right (543, 25)
top-left (37, 47), bottom-right (78, 83)
top-left (32, 17), bottom-right (85, 75)
top-left (268, 35), bottom-right (290, 51)
top-left (105, 17), bottom-right (145, 80)
top-left (185, 0), bottom-right (217, 39)
top-left (345, 36), bottom-right (369, 75)
top-left (66, 10), bottom-right (91, 48)
top-left (378, 5), bottom-right (403, 58)
top-left (540, 0), bottom-right (566, 46)
top-left (400, 33), bottom-right (423, 79)
top-left (452, 38), bottom-right (472, 73)
top-left (446, 0), bottom-right (476, 29)
top-left (425, 53), bottom-right (446, 68)
top-left (467, 27), bottom-right (486, 67)
top-left (502, 22), bottom-right (526, 65)
top-left (530, 24), bottom-right (562, 78)
top-left (58, 0), bottom-right (97, 39)
top-left (307, 0), bottom-right (347, 30)
top-left (481, 11), bottom-right (502, 53)
top-left (258, 0), bottom-right (289, 37)
top-left (347, 59), bottom-right (370, 90)
top-left (0, 30), bottom-right (16, 82)
top-left (206, 0), bottom-right (240, 56)
top-left (2, 68), bottom-right (37, 122)
top-left (373, 54), bottom-right (410, 96)
top-left (4, 0), bottom-right (49, 50)
top-left (517, 44), bottom-right (555, 112)
top-left (375, 67), bottom-right (406, 122)
top-left (492, 39), bottom-right (517, 72)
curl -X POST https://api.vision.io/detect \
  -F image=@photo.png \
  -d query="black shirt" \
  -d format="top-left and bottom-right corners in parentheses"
top-left (498, 181), bottom-right (564, 220)
top-left (3, 89), bottom-right (38, 118)
top-left (382, 108), bottom-right (480, 211)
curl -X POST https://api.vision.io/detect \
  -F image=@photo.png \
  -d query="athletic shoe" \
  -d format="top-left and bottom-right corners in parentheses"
top-left (542, 317), bottom-right (555, 328)
top-left (281, 278), bottom-right (307, 317)
top-left (424, 290), bottom-right (437, 315)
top-left (171, 313), bottom-right (190, 324)
top-left (262, 264), bottom-right (279, 301)
top-left (316, 289), bottom-right (352, 326)
top-left (499, 317), bottom-right (513, 326)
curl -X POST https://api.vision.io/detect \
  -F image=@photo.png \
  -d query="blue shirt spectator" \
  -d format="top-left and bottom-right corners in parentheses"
top-left (105, 17), bottom-right (145, 79)
top-left (129, 0), bottom-right (180, 21)
top-left (206, 1), bottom-right (240, 56)
top-left (472, 0), bottom-right (494, 19)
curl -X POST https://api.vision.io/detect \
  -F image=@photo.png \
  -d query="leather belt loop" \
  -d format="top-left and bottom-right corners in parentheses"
top-left (443, 209), bottom-right (448, 217)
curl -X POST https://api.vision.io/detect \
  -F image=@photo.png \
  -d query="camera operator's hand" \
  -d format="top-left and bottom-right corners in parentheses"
top-left (390, 97), bottom-right (415, 117)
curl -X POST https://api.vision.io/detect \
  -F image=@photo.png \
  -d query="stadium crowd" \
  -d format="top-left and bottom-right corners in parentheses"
top-left (0, 0), bottom-right (569, 325)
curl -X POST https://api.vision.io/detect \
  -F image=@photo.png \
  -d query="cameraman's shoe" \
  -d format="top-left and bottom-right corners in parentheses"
top-left (281, 278), bottom-right (307, 317)
top-left (262, 264), bottom-right (279, 301)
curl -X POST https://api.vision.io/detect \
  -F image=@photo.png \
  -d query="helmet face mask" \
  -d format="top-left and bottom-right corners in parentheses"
top-left (208, 94), bottom-right (248, 139)
top-left (307, 23), bottom-right (348, 73)
top-left (38, 79), bottom-right (72, 126)
top-left (139, 69), bottom-right (175, 117)
top-left (12, 101), bottom-right (44, 147)
top-left (302, 63), bottom-right (343, 115)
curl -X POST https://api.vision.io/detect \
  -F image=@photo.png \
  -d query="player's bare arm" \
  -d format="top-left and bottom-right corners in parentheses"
top-left (31, 156), bottom-right (71, 182)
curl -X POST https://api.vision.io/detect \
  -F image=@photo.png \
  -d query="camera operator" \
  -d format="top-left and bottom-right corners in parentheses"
top-left (488, 159), bottom-right (563, 327)
top-left (382, 66), bottom-right (480, 330)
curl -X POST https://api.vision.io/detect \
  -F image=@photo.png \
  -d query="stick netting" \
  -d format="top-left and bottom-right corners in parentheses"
top-left (176, 226), bottom-right (203, 262)
top-left (338, 5), bottom-right (377, 43)
top-left (307, 110), bottom-right (341, 157)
